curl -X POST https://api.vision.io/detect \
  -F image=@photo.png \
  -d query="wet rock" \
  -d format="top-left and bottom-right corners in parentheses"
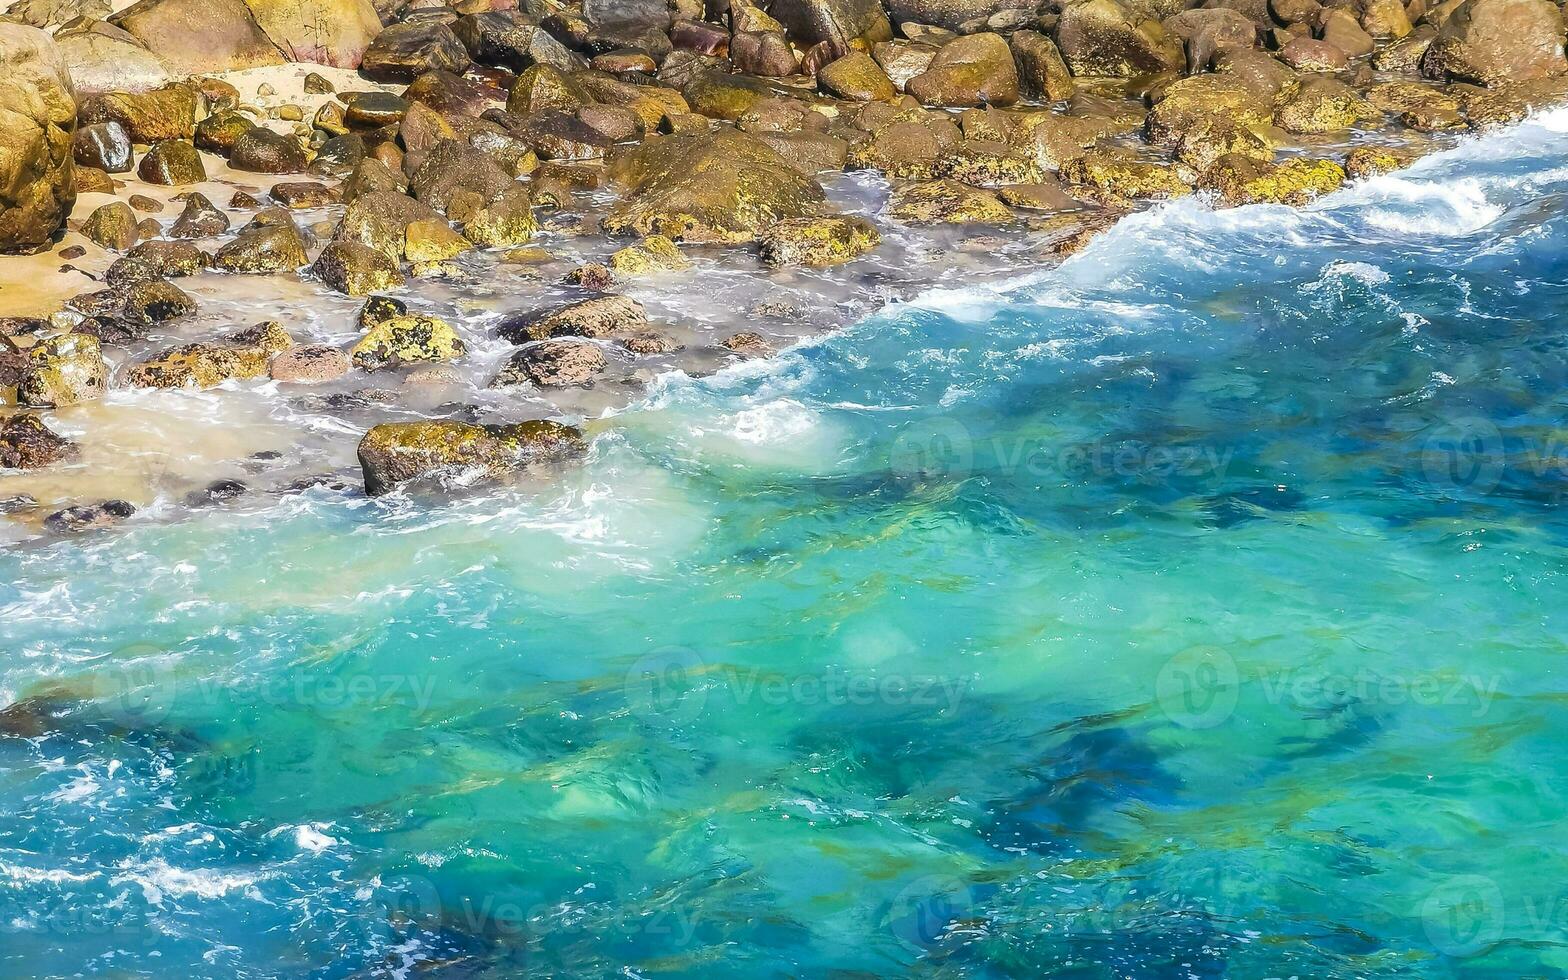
top-left (1319, 8), bottom-right (1374, 58)
top-left (603, 129), bottom-right (828, 243)
top-left (1011, 30), bottom-right (1074, 102)
top-left (731, 30), bottom-right (800, 76)
top-left (1280, 36), bottom-right (1348, 70)
top-left (212, 214), bottom-right (308, 273)
top-left (229, 128), bottom-right (309, 173)
top-left (409, 137), bottom-right (513, 218)
top-left (137, 139), bottom-right (206, 184)
top-left (0, 26), bottom-right (76, 256)
top-left (906, 33), bottom-right (1019, 107)
top-left (576, 104), bottom-right (643, 144)
top-left (184, 478), bottom-right (247, 506)
top-left (887, 179), bottom-right (1012, 224)
top-left (998, 180), bottom-right (1079, 210)
top-left (79, 82), bottom-right (200, 144)
top-left (45, 499), bottom-right (135, 533)
top-left (1374, 24), bottom-right (1436, 71)
top-left (82, 201), bottom-right (140, 251)
top-left (1062, 147), bottom-right (1192, 201)
top-left (194, 109), bottom-right (257, 155)
top-left (1201, 153), bottom-right (1345, 205)
top-left (309, 133), bottom-right (367, 177)
top-left (455, 11), bottom-right (585, 72)
top-left (404, 69), bottom-right (498, 120)
top-left (464, 185), bottom-right (537, 247)
top-left (109, 0), bottom-right (284, 75)
top-left (358, 294), bottom-right (406, 329)
top-left (1274, 77), bottom-right (1376, 133)
top-left (121, 278), bottom-right (196, 326)
top-left (312, 240), bottom-right (405, 296)
top-left (169, 192), bottom-right (230, 237)
top-left (1344, 144), bottom-right (1419, 178)
top-left (607, 235), bottom-right (690, 276)
top-left (721, 331), bottom-right (775, 358)
top-left (871, 39), bottom-right (938, 90)
top-left (357, 418), bottom-right (586, 496)
top-left (1361, 0), bottom-right (1412, 38)
top-left (770, 0), bottom-right (893, 48)
top-left (361, 21), bottom-right (471, 82)
top-left (681, 70), bottom-right (782, 120)
top-left (1055, 0), bottom-right (1184, 77)
top-left (0, 413), bottom-right (77, 469)
top-left (350, 313), bottom-right (465, 370)
top-left (128, 194), bottom-right (161, 213)
top-left (336, 189), bottom-right (446, 260)
top-left (564, 262), bottom-right (614, 289)
top-left (124, 239), bottom-right (206, 276)
top-left (343, 91), bottom-right (409, 128)
top-left (492, 339), bottom-right (607, 387)
top-left (620, 329), bottom-right (678, 354)
top-left (1145, 75), bottom-right (1274, 148)
top-left (270, 181), bottom-right (336, 209)
top-left (17, 333), bottom-right (108, 407)
top-left (937, 142), bottom-right (1045, 184)
top-left (125, 320), bottom-right (291, 388)
top-left (886, 0), bottom-right (1035, 31)
top-left (505, 64), bottom-right (590, 117)
top-left (73, 121), bottom-right (133, 173)
top-left (245, 0), bottom-right (383, 68)
top-left (819, 52), bottom-right (899, 102)
top-left (404, 217), bottom-right (473, 264)
top-left (269, 343), bottom-right (350, 382)
top-left (758, 215), bottom-right (881, 267)
top-left (1423, 0), bottom-right (1566, 86)
top-left (500, 295), bottom-right (648, 342)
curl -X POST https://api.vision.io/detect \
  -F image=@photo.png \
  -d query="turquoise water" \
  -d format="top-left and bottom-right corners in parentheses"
top-left (6, 114), bottom-right (1568, 978)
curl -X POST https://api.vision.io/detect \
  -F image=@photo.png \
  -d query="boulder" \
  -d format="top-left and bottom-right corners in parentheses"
top-left (1061, 147), bottom-right (1192, 200)
top-left (1274, 77), bottom-right (1376, 133)
top-left (137, 139), bottom-right (205, 184)
top-left (80, 83), bottom-right (200, 143)
top-left (360, 21), bottom-right (471, 82)
top-left (819, 52), bottom-right (898, 101)
top-left (124, 239), bottom-right (206, 275)
top-left (335, 189), bottom-right (447, 260)
top-left (409, 137), bottom-right (513, 217)
top-left (464, 185), bottom-right (536, 247)
top-left (770, 0), bottom-right (893, 48)
top-left (312, 240), bottom-right (405, 295)
top-left (125, 322), bottom-right (293, 388)
top-left (1279, 36), bottom-right (1348, 70)
top-left (732, 30), bottom-right (799, 76)
top-left (872, 39), bottom-right (938, 90)
top-left (1011, 31), bottom-right (1075, 102)
top-left (73, 121), bottom-right (132, 173)
top-left (242, 0), bottom-right (382, 68)
top-left (212, 214), bottom-right (309, 272)
top-left (455, 11), bottom-right (585, 71)
top-left (357, 418), bottom-right (586, 496)
top-left (885, 0), bottom-right (1036, 31)
top-left (758, 215), bottom-right (880, 266)
top-left (110, 0), bottom-right (285, 75)
top-left (194, 109), bottom-right (256, 154)
top-left (1423, 0), bottom-right (1566, 85)
top-left (888, 179), bottom-right (1012, 223)
top-left (82, 201), bottom-right (139, 250)
top-left (16, 333), bottom-right (108, 407)
top-left (169, 192), bottom-right (230, 237)
top-left (1319, 8), bottom-right (1375, 57)
top-left (1055, 0), bottom-right (1184, 77)
top-left (0, 414), bottom-right (77, 469)
top-left (7, 0), bottom-right (110, 29)
top-left (1361, 0), bottom-right (1413, 38)
top-left (498, 295), bottom-right (647, 342)
top-left (0, 26), bottom-right (77, 256)
top-left (602, 129), bottom-right (828, 243)
top-left (53, 21), bottom-right (176, 95)
top-left (350, 313), bottom-right (465, 370)
top-left (1200, 153), bottom-right (1345, 205)
top-left (269, 344), bottom-right (350, 383)
top-left (492, 339), bottom-right (607, 386)
top-left (906, 33), bottom-right (1020, 107)
top-left (607, 235), bottom-right (690, 276)
top-left (229, 127), bottom-right (309, 173)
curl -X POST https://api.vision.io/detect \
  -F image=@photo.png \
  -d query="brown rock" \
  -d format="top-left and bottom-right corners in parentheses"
top-left (0, 26), bottom-right (77, 255)
top-left (906, 33), bottom-right (1019, 107)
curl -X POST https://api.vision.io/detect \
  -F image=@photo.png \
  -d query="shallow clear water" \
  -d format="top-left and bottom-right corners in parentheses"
top-left (6, 111), bottom-right (1568, 978)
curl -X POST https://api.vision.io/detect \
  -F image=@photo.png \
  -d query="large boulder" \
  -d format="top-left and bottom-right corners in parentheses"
top-left (769, 0), bottom-right (893, 48)
top-left (906, 33), bottom-right (1020, 107)
top-left (16, 333), bottom-right (107, 407)
top-left (0, 26), bottom-right (76, 255)
top-left (360, 21), bottom-right (471, 82)
top-left (1423, 0), bottom-right (1566, 85)
top-left (242, 0), bottom-right (382, 68)
top-left (1055, 0), bottom-right (1185, 77)
top-left (357, 419), bottom-right (586, 496)
top-left (110, 0), bottom-right (285, 75)
top-left (602, 129), bottom-right (828, 243)
top-left (125, 322), bottom-right (292, 388)
top-left (53, 21), bottom-right (175, 95)
top-left (454, 12), bottom-right (585, 72)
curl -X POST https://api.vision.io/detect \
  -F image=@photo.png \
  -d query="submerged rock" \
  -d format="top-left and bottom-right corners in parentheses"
top-left (312, 240), bottom-right (405, 296)
top-left (498, 295), bottom-right (648, 342)
top-left (16, 333), bottom-right (109, 407)
top-left (44, 498), bottom-right (135, 533)
top-left (125, 321), bottom-right (293, 388)
top-left (357, 418), bottom-right (586, 495)
top-left (608, 235), bottom-right (691, 277)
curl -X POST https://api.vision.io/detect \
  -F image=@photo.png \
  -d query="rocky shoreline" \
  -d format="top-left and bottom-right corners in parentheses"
top-left (0, 0), bottom-right (1563, 536)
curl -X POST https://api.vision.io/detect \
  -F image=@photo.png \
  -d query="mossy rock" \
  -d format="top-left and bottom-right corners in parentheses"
top-left (312, 240), bottom-right (405, 296)
top-left (758, 216), bottom-right (881, 267)
top-left (888, 179), bottom-right (1013, 224)
top-left (607, 235), bottom-right (691, 276)
top-left (357, 418), bottom-right (587, 496)
top-left (1202, 154), bottom-right (1346, 206)
top-left (17, 333), bottom-right (108, 407)
top-left (1061, 149), bottom-right (1192, 201)
top-left (350, 314), bottom-right (466, 371)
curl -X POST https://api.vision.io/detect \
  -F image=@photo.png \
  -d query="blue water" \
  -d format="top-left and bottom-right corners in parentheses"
top-left (5, 112), bottom-right (1568, 978)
